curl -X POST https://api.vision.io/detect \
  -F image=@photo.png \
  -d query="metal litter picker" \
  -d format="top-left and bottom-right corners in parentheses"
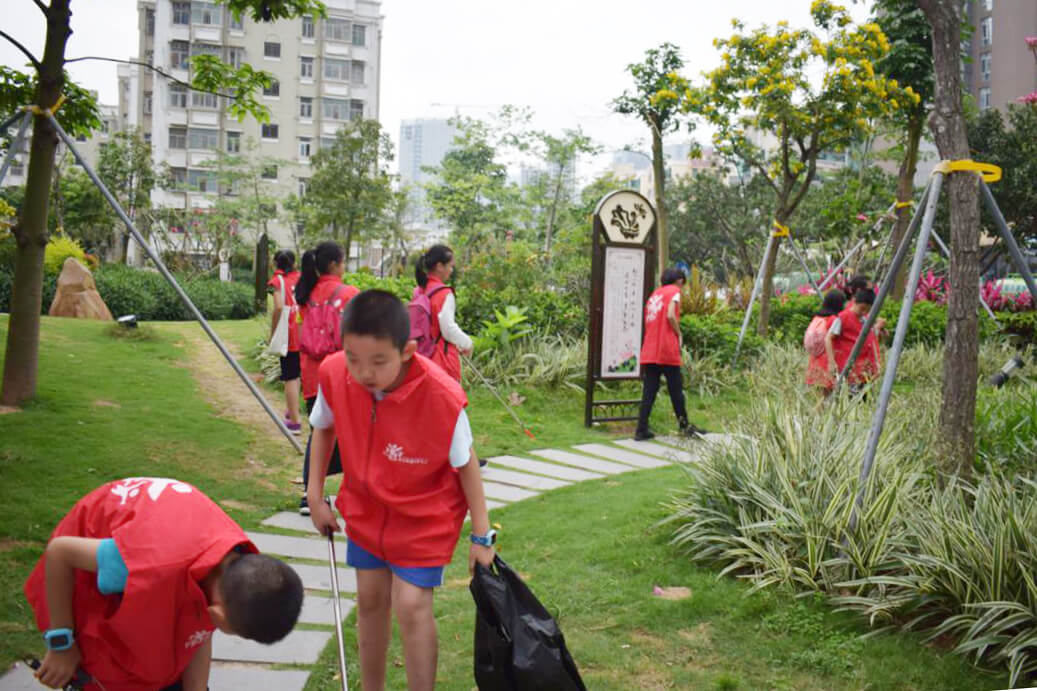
top-left (325, 519), bottom-right (349, 690)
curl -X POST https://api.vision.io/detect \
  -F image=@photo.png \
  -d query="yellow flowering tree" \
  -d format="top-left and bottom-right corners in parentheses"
top-left (684, 1), bottom-right (918, 335)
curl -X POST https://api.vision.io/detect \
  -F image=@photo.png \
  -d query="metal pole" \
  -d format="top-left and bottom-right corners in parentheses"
top-left (787, 236), bottom-right (823, 298)
top-left (848, 172), bottom-right (944, 531)
top-left (0, 109), bottom-right (27, 134)
top-left (929, 230), bottom-right (999, 323)
top-left (46, 113), bottom-right (304, 454)
top-left (326, 530), bottom-right (350, 691)
top-left (0, 112), bottom-right (31, 187)
top-left (819, 236), bottom-right (867, 291)
top-left (981, 181), bottom-right (1037, 304)
top-left (733, 232), bottom-right (774, 366)
top-left (835, 182), bottom-right (932, 393)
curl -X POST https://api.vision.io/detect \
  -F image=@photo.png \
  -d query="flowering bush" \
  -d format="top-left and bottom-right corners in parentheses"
top-left (914, 270), bottom-right (947, 304)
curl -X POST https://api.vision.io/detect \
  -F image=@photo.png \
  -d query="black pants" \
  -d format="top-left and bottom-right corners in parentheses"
top-left (302, 396), bottom-right (342, 488)
top-left (636, 364), bottom-right (688, 433)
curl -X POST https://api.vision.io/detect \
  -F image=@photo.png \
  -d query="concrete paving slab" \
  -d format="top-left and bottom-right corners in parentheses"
top-left (614, 439), bottom-right (697, 463)
top-left (247, 532), bottom-right (333, 561)
top-left (481, 467), bottom-right (571, 491)
top-left (572, 443), bottom-right (670, 469)
top-left (486, 455), bottom-right (605, 482)
top-left (292, 563), bottom-right (357, 592)
top-left (299, 595), bottom-right (355, 625)
top-left (261, 511), bottom-right (324, 534)
top-left (481, 481), bottom-right (539, 502)
top-left (213, 629), bottom-right (331, 664)
top-left (210, 664), bottom-right (310, 691)
top-left (0, 664), bottom-right (41, 691)
top-left (529, 449), bottom-right (633, 475)
top-left (486, 498), bottom-right (506, 510)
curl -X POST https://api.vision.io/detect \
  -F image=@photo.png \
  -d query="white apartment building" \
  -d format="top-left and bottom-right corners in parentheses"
top-left (398, 118), bottom-right (458, 244)
top-left (129, 0), bottom-right (383, 252)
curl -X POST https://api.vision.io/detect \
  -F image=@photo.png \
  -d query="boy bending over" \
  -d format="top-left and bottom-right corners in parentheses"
top-left (307, 289), bottom-right (496, 691)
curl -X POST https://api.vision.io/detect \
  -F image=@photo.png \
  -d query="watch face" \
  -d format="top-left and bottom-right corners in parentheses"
top-left (46, 632), bottom-right (71, 649)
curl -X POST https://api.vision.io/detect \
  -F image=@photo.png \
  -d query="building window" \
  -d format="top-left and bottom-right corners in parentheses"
top-left (298, 137), bottom-right (312, 158)
top-left (191, 43), bottom-right (221, 58)
top-left (144, 49), bottom-right (154, 66)
top-left (351, 60), bottom-right (365, 84)
top-left (261, 123), bottom-right (279, 139)
top-left (320, 136), bottom-right (335, 150)
top-left (979, 87), bottom-right (991, 110)
top-left (229, 12), bottom-right (243, 30)
top-left (143, 91), bottom-right (153, 115)
top-left (300, 56), bottom-right (314, 79)
top-left (352, 24), bottom-right (366, 46)
top-left (264, 41), bottom-right (281, 58)
top-left (302, 15), bottom-right (315, 38)
top-left (349, 100), bottom-right (364, 121)
top-left (145, 9), bottom-right (155, 35)
top-left (982, 0), bottom-right (992, 10)
top-left (187, 128), bottom-right (219, 150)
top-left (262, 165), bottom-right (278, 180)
top-left (263, 80), bottom-right (280, 97)
top-left (980, 52), bottom-right (991, 81)
top-left (191, 90), bottom-right (218, 109)
top-left (170, 40), bottom-right (190, 69)
top-left (187, 169), bottom-right (216, 192)
top-left (324, 18), bottom-right (351, 41)
top-left (298, 179), bottom-right (308, 196)
top-left (191, 1), bottom-right (221, 25)
top-left (226, 131), bottom-right (240, 153)
top-left (226, 46), bottom-right (245, 68)
top-left (143, 133), bottom-right (151, 145)
top-left (169, 126), bottom-right (187, 149)
top-left (169, 84), bottom-right (188, 108)
top-left (980, 16), bottom-right (992, 46)
top-left (299, 96), bottom-right (313, 118)
top-left (170, 167), bottom-right (187, 186)
top-left (322, 97), bottom-right (348, 120)
top-left (324, 58), bottom-right (349, 81)
top-left (172, 2), bottom-right (190, 25)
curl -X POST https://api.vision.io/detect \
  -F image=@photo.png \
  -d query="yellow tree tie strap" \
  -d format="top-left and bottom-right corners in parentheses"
top-left (772, 221), bottom-right (790, 238)
top-left (894, 200), bottom-right (913, 209)
top-left (26, 94), bottom-right (66, 117)
top-left (932, 159), bottom-right (1002, 183)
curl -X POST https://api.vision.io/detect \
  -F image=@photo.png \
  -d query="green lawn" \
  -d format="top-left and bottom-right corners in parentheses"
top-left (0, 315), bottom-right (1005, 689)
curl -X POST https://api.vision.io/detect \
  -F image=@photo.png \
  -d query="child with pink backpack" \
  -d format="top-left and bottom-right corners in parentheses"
top-left (804, 289), bottom-right (846, 396)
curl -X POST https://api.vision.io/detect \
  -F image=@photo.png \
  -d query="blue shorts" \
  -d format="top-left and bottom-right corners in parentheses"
top-left (346, 539), bottom-right (445, 589)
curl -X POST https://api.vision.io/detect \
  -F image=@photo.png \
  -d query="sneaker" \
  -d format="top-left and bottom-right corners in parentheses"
top-left (680, 424), bottom-right (708, 439)
top-left (479, 458), bottom-right (488, 468)
top-left (284, 420), bottom-right (302, 435)
top-left (298, 496), bottom-right (310, 516)
top-left (634, 429), bottom-right (656, 441)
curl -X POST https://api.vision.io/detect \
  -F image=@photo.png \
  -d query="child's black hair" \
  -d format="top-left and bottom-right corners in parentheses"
top-left (340, 289), bottom-right (411, 351)
top-left (415, 244), bottom-right (454, 289)
top-left (295, 241), bottom-right (344, 305)
top-left (660, 267), bottom-right (686, 286)
top-left (854, 287), bottom-right (876, 305)
top-left (220, 554), bottom-right (303, 644)
top-left (273, 249), bottom-right (295, 273)
top-left (817, 289), bottom-right (846, 317)
top-left (846, 274), bottom-right (870, 297)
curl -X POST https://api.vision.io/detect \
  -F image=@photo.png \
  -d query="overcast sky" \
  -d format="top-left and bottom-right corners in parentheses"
top-left (2, 0), bottom-right (871, 177)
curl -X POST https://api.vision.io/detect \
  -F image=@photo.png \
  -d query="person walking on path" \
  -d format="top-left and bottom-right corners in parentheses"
top-left (295, 241), bottom-right (359, 514)
top-left (804, 289), bottom-right (846, 397)
top-left (415, 245), bottom-right (472, 382)
top-left (268, 249), bottom-right (302, 433)
top-left (635, 268), bottom-right (703, 441)
top-left (825, 286), bottom-right (881, 395)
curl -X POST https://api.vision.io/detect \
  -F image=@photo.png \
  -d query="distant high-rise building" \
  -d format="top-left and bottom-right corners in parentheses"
top-left (398, 118), bottom-right (458, 243)
top-left (128, 0), bottom-right (383, 254)
top-left (962, 0), bottom-right (1037, 113)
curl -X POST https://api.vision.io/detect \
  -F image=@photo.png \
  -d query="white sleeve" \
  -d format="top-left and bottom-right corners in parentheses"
top-left (437, 292), bottom-right (474, 351)
top-left (671, 292), bottom-right (681, 303)
top-left (828, 317), bottom-right (842, 336)
top-left (449, 410), bottom-right (475, 468)
top-left (308, 386), bottom-right (335, 429)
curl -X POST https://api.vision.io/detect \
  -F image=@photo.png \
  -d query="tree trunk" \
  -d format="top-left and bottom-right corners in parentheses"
top-left (1, 0), bottom-right (71, 407)
top-left (253, 231), bottom-right (268, 314)
top-left (543, 164), bottom-right (564, 264)
top-left (890, 113), bottom-right (924, 299)
top-left (344, 217), bottom-right (354, 273)
top-left (650, 119), bottom-right (668, 276)
top-left (756, 224), bottom-right (783, 338)
top-left (918, 0), bottom-right (981, 476)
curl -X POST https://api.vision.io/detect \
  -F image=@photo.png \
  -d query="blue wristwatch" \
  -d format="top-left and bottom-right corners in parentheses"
top-left (470, 529), bottom-right (497, 547)
top-left (43, 628), bottom-right (75, 651)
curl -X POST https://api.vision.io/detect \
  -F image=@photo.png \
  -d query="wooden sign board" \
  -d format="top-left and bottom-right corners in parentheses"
top-left (585, 190), bottom-right (657, 427)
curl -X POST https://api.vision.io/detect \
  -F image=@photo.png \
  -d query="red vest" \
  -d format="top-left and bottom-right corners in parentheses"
top-left (24, 479), bottom-right (255, 691)
top-left (319, 352), bottom-right (469, 566)
top-left (268, 270), bottom-right (301, 352)
top-left (425, 276), bottom-right (462, 381)
top-left (805, 314), bottom-right (838, 389)
top-left (832, 308), bottom-right (881, 384)
top-left (300, 276), bottom-right (360, 399)
top-left (640, 284), bottom-right (682, 366)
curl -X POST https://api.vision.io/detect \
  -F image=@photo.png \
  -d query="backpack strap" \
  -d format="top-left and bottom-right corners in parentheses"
top-left (425, 285), bottom-right (451, 346)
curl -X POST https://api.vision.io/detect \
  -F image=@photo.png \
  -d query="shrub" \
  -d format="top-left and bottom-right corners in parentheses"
top-left (341, 272), bottom-right (413, 302)
top-left (680, 313), bottom-right (763, 364)
top-left (44, 235), bottom-right (87, 275)
top-left (92, 264), bottom-right (255, 321)
top-left (464, 331), bottom-right (585, 390)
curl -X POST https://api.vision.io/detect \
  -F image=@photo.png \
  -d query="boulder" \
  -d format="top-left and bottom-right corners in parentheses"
top-left (48, 257), bottom-right (113, 321)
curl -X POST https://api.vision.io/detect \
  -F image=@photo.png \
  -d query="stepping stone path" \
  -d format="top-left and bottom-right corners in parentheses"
top-left (0, 435), bottom-right (725, 691)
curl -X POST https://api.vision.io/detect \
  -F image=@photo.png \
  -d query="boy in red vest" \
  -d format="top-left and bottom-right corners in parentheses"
top-left (826, 287), bottom-right (882, 393)
top-left (25, 478), bottom-right (303, 691)
top-left (306, 289), bottom-right (496, 691)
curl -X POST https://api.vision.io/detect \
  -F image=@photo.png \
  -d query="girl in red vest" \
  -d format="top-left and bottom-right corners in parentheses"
top-left (826, 286), bottom-right (882, 394)
top-left (635, 268), bottom-right (704, 441)
top-left (415, 244), bottom-right (472, 382)
top-left (267, 249), bottom-right (302, 433)
top-left (295, 241), bottom-right (359, 514)
top-left (25, 479), bottom-right (302, 691)
top-left (805, 289), bottom-right (846, 395)
top-left (306, 290), bottom-right (495, 691)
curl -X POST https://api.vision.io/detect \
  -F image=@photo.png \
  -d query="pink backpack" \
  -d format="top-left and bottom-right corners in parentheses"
top-left (803, 316), bottom-right (829, 357)
top-left (299, 286), bottom-right (345, 360)
top-left (408, 285), bottom-right (449, 357)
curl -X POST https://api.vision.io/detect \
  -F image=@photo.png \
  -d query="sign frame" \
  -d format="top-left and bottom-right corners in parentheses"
top-left (584, 189), bottom-right (657, 427)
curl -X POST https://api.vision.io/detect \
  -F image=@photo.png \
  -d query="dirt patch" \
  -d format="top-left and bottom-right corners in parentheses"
top-left (678, 622), bottom-right (714, 648)
top-left (219, 499), bottom-right (257, 512)
top-left (0, 405), bottom-right (21, 415)
top-left (630, 669), bottom-right (675, 690)
top-left (0, 537), bottom-right (35, 553)
top-left (92, 399), bottom-right (122, 409)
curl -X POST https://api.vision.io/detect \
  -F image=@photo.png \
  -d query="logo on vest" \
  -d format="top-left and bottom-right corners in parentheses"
top-left (646, 293), bottom-right (664, 322)
top-left (110, 478), bottom-right (193, 505)
top-left (384, 443), bottom-right (427, 465)
top-left (184, 630), bottom-right (211, 650)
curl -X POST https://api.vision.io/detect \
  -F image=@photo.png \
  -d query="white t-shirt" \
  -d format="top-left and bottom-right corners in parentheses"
top-left (309, 386), bottom-right (474, 468)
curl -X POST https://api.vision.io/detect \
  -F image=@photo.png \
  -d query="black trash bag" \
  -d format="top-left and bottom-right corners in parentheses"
top-left (470, 555), bottom-right (587, 691)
